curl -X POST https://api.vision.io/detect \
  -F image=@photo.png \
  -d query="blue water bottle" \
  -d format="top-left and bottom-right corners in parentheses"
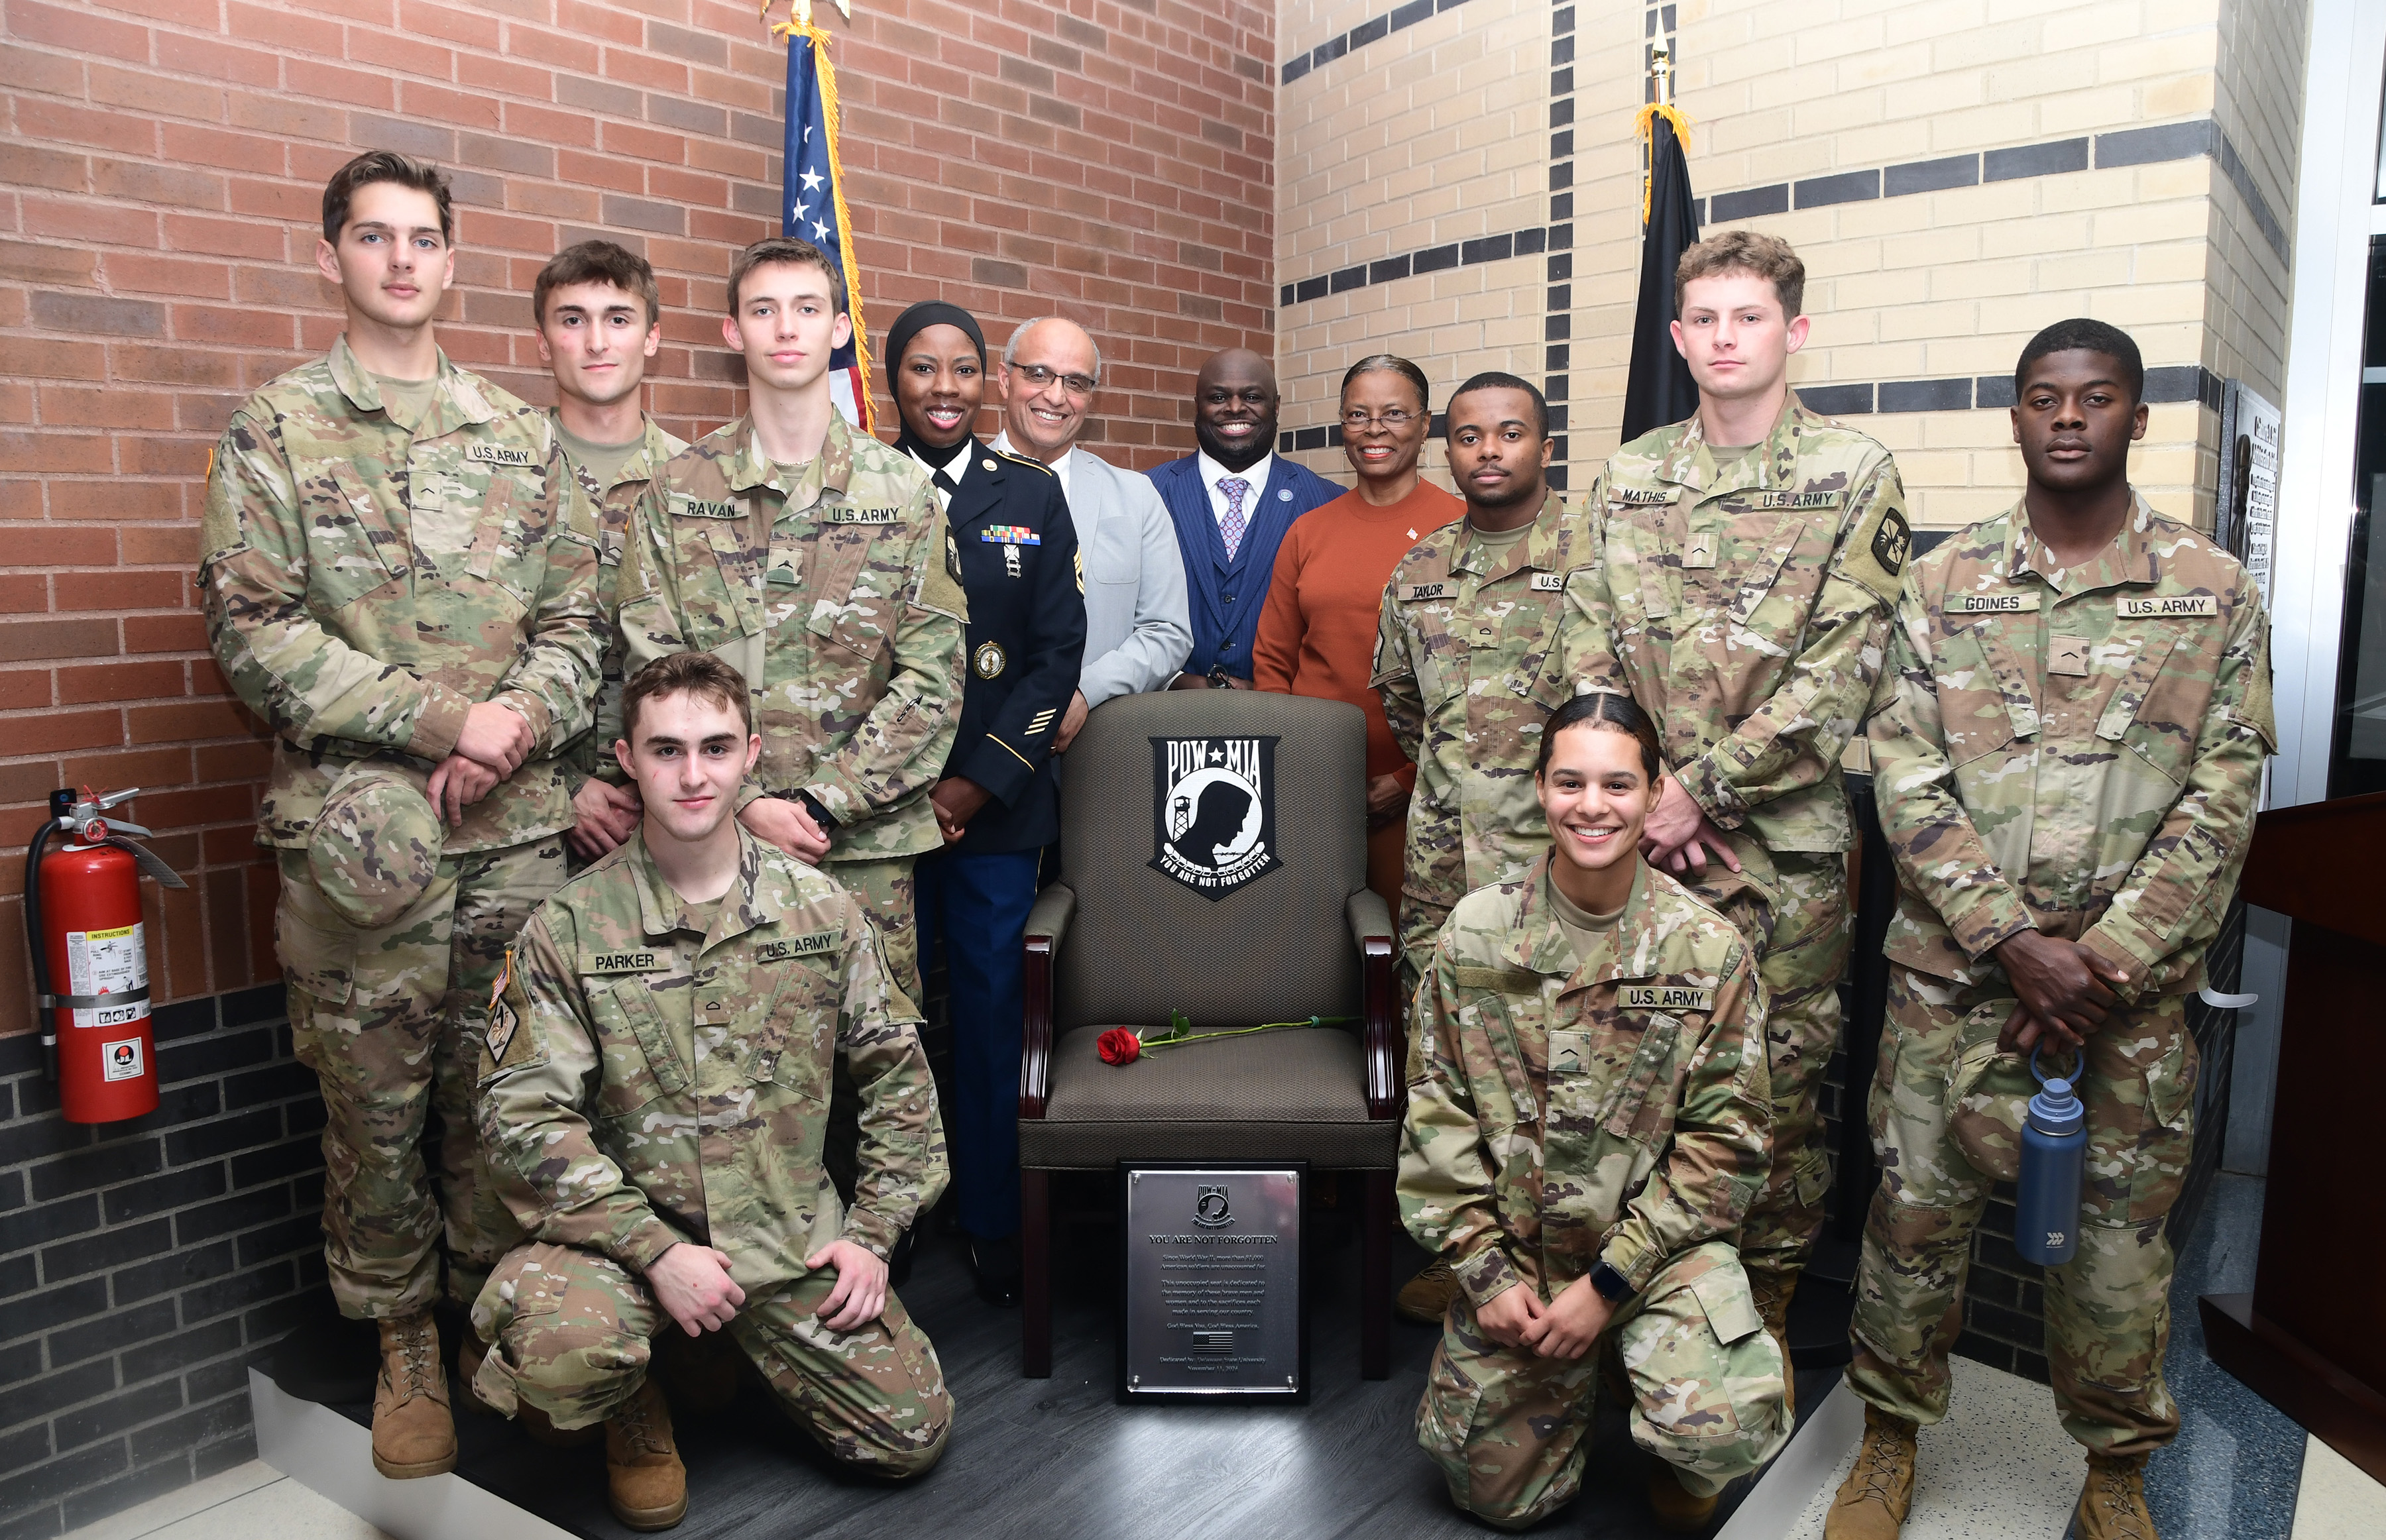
top-left (2015, 1046), bottom-right (2085, 1267)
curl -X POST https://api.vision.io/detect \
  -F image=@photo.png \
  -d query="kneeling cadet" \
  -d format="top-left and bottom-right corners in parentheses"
top-left (1400, 692), bottom-right (1788, 1533)
top-left (471, 653), bottom-right (951, 1531)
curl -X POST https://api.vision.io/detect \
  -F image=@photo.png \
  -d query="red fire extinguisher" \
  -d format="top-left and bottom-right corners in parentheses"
top-left (24, 787), bottom-right (186, 1123)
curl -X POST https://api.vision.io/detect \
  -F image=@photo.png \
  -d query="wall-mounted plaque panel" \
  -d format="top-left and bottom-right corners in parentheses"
top-left (1118, 1163), bottom-right (1305, 1403)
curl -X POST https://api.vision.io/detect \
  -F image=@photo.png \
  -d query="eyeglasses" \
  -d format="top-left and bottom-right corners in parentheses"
top-left (1341, 408), bottom-right (1420, 430)
top-left (1011, 362), bottom-right (1098, 398)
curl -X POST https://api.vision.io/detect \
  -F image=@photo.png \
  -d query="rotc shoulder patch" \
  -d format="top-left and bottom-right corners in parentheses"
top-left (1839, 502), bottom-right (1913, 604)
top-left (1619, 983), bottom-right (1715, 1013)
top-left (754, 930), bottom-right (840, 964)
top-left (1871, 508), bottom-right (1912, 575)
top-left (2118, 593), bottom-right (2219, 618)
top-left (1947, 592), bottom-right (2040, 614)
top-left (468, 443), bottom-right (536, 468)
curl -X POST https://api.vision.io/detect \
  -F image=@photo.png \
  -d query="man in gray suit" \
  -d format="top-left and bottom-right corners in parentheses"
top-left (992, 317), bottom-right (1192, 747)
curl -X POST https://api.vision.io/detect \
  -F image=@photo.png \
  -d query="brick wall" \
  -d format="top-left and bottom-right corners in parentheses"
top-left (0, 0), bottom-right (1276, 1033)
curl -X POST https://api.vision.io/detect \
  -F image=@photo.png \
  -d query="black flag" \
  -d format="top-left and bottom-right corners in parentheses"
top-left (1621, 110), bottom-right (1701, 443)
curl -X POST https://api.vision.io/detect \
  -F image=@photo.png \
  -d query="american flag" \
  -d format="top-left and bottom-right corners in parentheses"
top-left (782, 21), bottom-right (872, 431)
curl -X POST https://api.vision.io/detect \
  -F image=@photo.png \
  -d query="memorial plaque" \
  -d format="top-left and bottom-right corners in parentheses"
top-left (1119, 1162), bottom-right (1306, 1402)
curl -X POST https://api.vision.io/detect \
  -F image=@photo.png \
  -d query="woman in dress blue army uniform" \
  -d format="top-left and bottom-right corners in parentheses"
top-left (886, 301), bottom-right (1088, 1305)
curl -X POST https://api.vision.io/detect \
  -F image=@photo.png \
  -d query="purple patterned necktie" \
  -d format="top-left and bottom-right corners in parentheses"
top-left (1220, 476), bottom-right (1250, 561)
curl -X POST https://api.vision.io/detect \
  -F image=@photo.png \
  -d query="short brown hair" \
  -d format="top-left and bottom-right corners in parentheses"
top-left (534, 240), bottom-right (661, 327)
top-left (1674, 230), bottom-right (1805, 321)
top-left (620, 653), bottom-right (752, 742)
top-left (726, 237), bottom-right (846, 318)
top-left (321, 150), bottom-right (453, 246)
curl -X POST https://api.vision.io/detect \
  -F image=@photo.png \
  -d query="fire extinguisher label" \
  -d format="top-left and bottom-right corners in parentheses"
top-left (100, 1038), bottom-right (145, 1082)
top-left (66, 924), bottom-right (149, 1030)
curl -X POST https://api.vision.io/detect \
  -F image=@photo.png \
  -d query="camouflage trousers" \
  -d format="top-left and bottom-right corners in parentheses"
top-left (469, 1240), bottom-right (951, 1477)
top-left (275, 838), bottom-right (562, 1319)
top-left (1398, 891), bottom-right (1453, 1081)
top-left (821, 855), bottom-right (918, 1203)
top-left (1416, 1241), bottom-right (1790, 1528)
top-left (1711, 850), bottom-right (1852, 1276)
top-left (1846, 967), bottom-right (2195, 1455)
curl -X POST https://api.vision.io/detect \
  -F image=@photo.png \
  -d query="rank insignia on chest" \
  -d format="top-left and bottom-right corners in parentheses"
top-left (581, 949), bottom-right (665, 974)
top-left (1530, 572), bottom-right (1566, 591)
top-left (2049, 636), bottom-right (2092, 677)
top-left (1752, 490), bottom-right (1843, 511)
top-left (974, 640), bottom-right (1007, 679)
top-left (1947, 592), bottom-right (2039, 614)
top-left (1682, 533), bottom-right (1719, 569)
top-left (468, 443), bottom-right (535, 467)
top-left (1548, 1030), bottom-right (1591, 1076)
top-left (2118, 594), bottom-right (2218, 618)
top-left (981, 525), bottom-right (1040, 545)
top-left (1612, 487), bottom-right (1672, 505)
top-left (1400, 580), bottom-right (1449, 602)
top-left (1619, 983), bottom-right (1714, 1012)
top-left (828, 506), bottom-right (900, 524)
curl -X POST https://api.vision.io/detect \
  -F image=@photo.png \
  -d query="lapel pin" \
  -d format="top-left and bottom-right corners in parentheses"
top-left (983, 459), bottom-right (996, 472)
top-left (1277, 488), bottom-right (1292, 501)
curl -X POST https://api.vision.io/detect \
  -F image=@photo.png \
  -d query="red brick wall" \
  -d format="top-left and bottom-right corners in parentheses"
top-left (0, 0), bottom-right (1275, 1027)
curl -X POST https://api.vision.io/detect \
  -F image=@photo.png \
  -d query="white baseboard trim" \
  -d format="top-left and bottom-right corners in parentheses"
top-left (249, 1368), bottom-right (578, 1540)
top-left (1714, 1378), bottom-right (1868, 1540)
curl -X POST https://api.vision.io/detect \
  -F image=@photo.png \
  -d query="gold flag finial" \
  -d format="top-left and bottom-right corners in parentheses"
top-left (1634, 42), bottom-right (1692, 225)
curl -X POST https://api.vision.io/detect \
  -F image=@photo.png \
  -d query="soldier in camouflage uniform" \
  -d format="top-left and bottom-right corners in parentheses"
top-left (1828, 323), bottom-right (2271, 1540)
top-left (617, 238), bottom-right (967, 1009)
top-left (1375, 374), bottom-right (1609, 1321)
top-left (1402, 693), bottom-right (1785, 1533)
top-left (199, 153), bottom-right (600, 1480)
top-left (1563, 234), bottom-right (1910, 1393)
top-left (526, 239), bottom-right (690, 858)
top-left (474, 653), bottom-right (951, 1530)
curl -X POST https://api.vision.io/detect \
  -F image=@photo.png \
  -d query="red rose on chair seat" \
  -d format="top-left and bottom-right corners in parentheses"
top-left (1096, 1029), bottom-right (1141, 1065)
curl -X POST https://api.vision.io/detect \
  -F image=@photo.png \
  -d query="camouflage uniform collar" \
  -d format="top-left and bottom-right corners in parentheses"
top-left (1659, 392), bottom-right (1817, 496)
top-left (1504, 855), bottom-right (1658, 985)
top-left (725, 410), bottom-right (856, 506)
top-left (2003, 488), bottom-right (2162, 595)
top-left (551, 411), bottom-right (677, 492)
top-left (1454, 490), bottom-right (1569, 581)
top-left (327, 333), bottom-right (495, 431)
top-left (624, 824), bottom-right (780, 950)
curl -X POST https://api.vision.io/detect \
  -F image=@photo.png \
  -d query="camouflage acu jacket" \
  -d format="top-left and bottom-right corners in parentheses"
top-left (557, 413), bottom-right (687, 784)
top-left (1372, 494), bottom-right (1604, 912)
top-left (618, 413), bottom-right (969, 859)
top-left (477, 825), bottom-right (947, 1280)
top-left (1868, 492), bottom-right (2274, 997)
top-left (1571, 397), bottom-right (1909, 856)
top-left (200, 337), bottom-right (602, 853)
top-left (1399, 856), bottom-right (1770, 1306)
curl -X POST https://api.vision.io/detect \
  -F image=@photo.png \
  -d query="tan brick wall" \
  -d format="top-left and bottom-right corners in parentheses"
top-left (0, 0), bottom-right (1273, 1022)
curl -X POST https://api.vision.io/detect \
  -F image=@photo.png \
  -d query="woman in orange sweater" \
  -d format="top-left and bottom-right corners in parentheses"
top-left (1253, 356), bottom-right (1462, 916)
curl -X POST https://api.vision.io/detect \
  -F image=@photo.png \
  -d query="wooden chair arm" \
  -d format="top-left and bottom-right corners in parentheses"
top-left (1019, 884), bottom-right (1076, 1119)
top-left (1347, 891), bottom-right (1399, 1120)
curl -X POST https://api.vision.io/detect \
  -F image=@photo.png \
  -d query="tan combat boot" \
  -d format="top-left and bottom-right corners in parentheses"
top-left (2075, 1451), bottom-right (2158, 1540)
top-left (1646, 1460), bottom-right (1719, 1533)
top-left (1824, 1404), bottom-right (1917, 1540)
top-left (1748, 1266), bottom-right (1798, 1425)
top-left (370, 1314), bottom-right (457, 1479)
top-left (1395, 1259), bottom-right (1459, 1324)
top-left (604, 1376), bottom-right (688, 1531)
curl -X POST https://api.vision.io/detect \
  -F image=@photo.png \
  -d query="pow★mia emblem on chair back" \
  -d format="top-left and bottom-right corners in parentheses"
top-left (1149, 735), bottom-right (1282, 899)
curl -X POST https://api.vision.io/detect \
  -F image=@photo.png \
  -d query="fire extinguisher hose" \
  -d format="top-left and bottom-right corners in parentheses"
top-left (23, 788), bottom-right (70, 1083)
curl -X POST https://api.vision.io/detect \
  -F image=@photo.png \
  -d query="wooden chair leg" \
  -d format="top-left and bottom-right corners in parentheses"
top-left (1362, 1170), bottom-right (1392, 1380)
top-left (1023, 1168), bottom-right (1052, 1378)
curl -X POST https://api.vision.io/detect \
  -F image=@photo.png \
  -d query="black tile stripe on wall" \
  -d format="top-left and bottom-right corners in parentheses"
top-left (1280, 0), bottom-right (1473, 85)
top-left (1545, 1), bottom-right (1575, 490)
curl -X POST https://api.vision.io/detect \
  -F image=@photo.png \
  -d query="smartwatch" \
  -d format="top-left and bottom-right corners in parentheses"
top-left (1589, 1260), bottom-right (1634, 1305)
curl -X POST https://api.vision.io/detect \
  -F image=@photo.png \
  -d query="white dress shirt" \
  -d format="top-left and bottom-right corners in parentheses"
top-left (991, 431), bottom-right (1074, 501)
top-left (1194, 449), bottom-right (1274, 547)
top-left (906, 439), bottom-right (973, 514)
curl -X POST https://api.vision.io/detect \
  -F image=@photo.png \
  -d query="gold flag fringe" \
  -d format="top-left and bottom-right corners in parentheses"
top-left (1633, 101), bottom-right (1693, 225)
top-left (765, 3), bottom-right (874, 426)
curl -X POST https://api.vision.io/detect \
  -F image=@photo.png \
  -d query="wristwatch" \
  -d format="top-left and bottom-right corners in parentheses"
top-left (1206, 664), bottom-right (1235, 688)
top-left (769, 788), bottom-right (839, 833)
top-left (1588, 1260), bottom-right (1634, 1305)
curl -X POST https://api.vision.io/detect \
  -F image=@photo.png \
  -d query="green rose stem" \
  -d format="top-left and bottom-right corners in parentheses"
top-left (1137, 1015), bottom-right (1357, 1054)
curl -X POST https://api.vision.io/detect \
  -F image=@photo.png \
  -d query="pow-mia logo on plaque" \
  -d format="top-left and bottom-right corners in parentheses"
top-left (1150, 735), bottom-right (1282, 900)
top-left (1193, 1185), bottom-right (1232, 1227)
